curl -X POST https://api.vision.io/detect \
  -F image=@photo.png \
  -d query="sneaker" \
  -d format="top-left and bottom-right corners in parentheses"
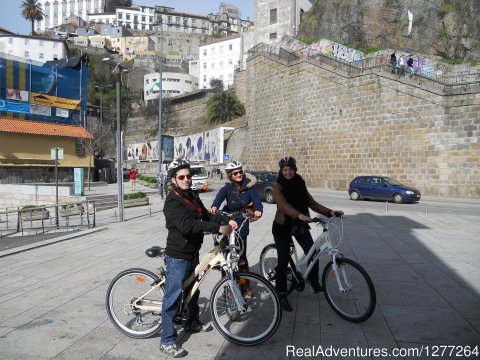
top-left (280, 297), bottom-right (293, 312)
top-left (160, 343), bottom-right (188, 358)
top-left (310, 281), bottom-right (323, 294)
top-left (184, 320), bottom-right (213, 333)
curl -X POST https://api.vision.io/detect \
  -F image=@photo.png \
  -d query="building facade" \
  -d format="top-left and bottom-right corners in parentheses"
top-left (199, 35), bottom-right (241, 89)
top-left (144, 71), bottom-right (198, 102)
top-left (34, 0), bottom-right (111, 32)
top-left (254, 0), bottom-right (312, 45)
top-left (0, 35), bottom-right (67, 63)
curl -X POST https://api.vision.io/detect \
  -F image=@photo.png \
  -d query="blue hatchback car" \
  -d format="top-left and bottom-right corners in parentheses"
top-left (348, 176), bottom-right (421, 203)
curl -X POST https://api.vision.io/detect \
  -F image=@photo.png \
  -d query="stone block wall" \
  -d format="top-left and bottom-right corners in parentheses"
top-left (244, 54), bottom-right (480, 197)
top-left (0, 185), bottom-right (76, 209)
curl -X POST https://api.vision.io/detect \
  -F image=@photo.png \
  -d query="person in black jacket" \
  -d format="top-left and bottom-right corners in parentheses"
top-left (160, 159), bottom-right (237, 358)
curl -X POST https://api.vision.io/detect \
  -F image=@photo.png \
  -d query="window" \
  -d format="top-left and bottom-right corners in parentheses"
top-left (76, 139), bottom-right (85, 156)
top-left (203, 75), bottom-right (207, 82)
top-left (203, 62), bottom-right (207, 70)
top-left (149, 16), bottom-right (153, 23)
top-left (211, 62), bottom-right (215, 68)
top-left (25, 51), bottom-right (30, 58)
top-left (118, 12), bottom-right (122, 19)
top-left (270, 8), bottom-right (277, 24)
top-left (211, 47), bottom-right (215, 55)
top-left (39, 40), bottom-right (44, 47)
top-left (228, 59), bottom-right (233, 65)
top-left (126, 14), bottom-right (130, 20)
top-left (219, 45), bottom-right (224, 54)
top-left (270, 32), bottom-right (277, 40)
top-left (229, 44), bottom-right (233, 51)
top-left (39, 53), bottom-right (44, 59)
top-left (219, 61), bottom-right (224, 67)
top-left (53, 42), bottom-right (58, 48)
top-left (142, 15), bottom-right (146, 22)
top-left (8, 38), bottom-right (13, 44)
top-left (228, 73), bottom-right (233, 79)
top-left (203, 49), bottom-right (207, 56)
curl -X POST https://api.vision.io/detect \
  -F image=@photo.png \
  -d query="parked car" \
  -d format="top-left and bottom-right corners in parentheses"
top-left (348, 176), bottom-right (421, 203)
top-left (123, 168), bottom-right (129, 179)
top-left (248, 171), bottom-right (277, 204)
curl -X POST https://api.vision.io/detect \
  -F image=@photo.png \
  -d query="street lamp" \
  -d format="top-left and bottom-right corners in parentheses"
top-left (155, 6), bottom-right (164, 198)
top-left (102, 57), bottom-right (126, 222)
top-left (94, 84), bottom-right (112, 158)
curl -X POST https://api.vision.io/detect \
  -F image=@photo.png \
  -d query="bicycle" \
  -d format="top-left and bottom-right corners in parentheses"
top-left (259, 216), bottom-right (376, 322)
top-left (106, 213), bottom-right (282, 346)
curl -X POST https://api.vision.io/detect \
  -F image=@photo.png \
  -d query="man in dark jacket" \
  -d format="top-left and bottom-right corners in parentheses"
top-left (160, 159), bottom-right (237, 358)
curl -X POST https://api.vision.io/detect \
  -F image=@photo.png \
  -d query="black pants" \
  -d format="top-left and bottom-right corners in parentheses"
top-left (272, 223), bottom-right (319, 296)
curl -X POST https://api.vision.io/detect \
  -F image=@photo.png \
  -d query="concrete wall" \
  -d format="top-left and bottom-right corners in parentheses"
top-left (0, 184), bottom-right (75, 209)
top-left (244, 53), bottom-right (480, 198)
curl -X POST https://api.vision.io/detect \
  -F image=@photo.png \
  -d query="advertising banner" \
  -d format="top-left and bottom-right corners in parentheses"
top-left (0, 99), bottom-right (30, 114)
top-left (31, 92), bottom-right (81, 110)
top-left (30, 104), bottom-right (51, 116)
top-left (174, 127), bottom-right (228, 164)
top-left (6, 89), bottom-right (29, 102)
top-left (56, 108), bottom-right (69, 118)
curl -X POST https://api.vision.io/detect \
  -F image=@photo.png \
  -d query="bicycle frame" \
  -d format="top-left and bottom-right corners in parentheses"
top-left (290, 220), bottom-right (341, 284)
top-left (130, 215), bottom-right (251, 316)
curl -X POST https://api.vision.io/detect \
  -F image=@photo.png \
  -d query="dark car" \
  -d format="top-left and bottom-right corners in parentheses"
top-left (123, 168), bottom-right (129, 179)
top-left (348, 176), bottom-right (421, 203)
top-left (248, 171), bottom-right (277, 204)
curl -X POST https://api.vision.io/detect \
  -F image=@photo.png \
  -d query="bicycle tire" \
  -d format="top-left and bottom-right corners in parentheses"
top-left (259, 244), bottom-right (295, 294)
top-left (210, 271), bottom-right (282, 345)
top-left (106, 268), bottom-right (164, 338)
top-left (321, 258), bottom-right (376, 322)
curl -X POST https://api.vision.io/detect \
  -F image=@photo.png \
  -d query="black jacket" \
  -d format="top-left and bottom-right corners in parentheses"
top-left (164, 188), bottom-right (230, 260)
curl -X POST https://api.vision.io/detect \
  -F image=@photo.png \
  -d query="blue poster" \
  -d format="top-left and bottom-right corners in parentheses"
top-left (0, 99), bottom-right (30, 114)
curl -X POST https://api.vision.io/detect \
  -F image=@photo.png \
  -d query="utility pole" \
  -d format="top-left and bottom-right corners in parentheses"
top-left (155, 6), bottom-right (164, 199)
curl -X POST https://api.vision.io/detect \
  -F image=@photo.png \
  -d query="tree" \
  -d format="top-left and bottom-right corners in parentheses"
top-left (209, 78), bottom-right (224, 93)
top-left (21, 0), bottom-right (44, 35)
top-left (206, 90), bottom-right (245, 123)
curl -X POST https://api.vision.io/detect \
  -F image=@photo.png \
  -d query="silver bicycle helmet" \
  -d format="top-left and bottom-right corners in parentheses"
top-left (225, 161), bottom-right (242, 175)
top-left (167, 159), bottom-right (190, 178)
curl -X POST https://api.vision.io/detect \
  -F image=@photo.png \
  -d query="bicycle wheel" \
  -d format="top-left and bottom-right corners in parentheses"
top-left (322, 258), bottom-right (376, 322)
top-left (259, 244), bottom-right (295, 294)
top-left (210, 272), bottom-right (282, 345)
top-left (106, 268), bottom-right (164, 338)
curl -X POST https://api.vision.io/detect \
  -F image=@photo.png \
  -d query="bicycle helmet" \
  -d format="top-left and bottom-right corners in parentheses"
top-left (167, 159), bottom-right (190, 178)
top-left (278, 156), bottom-right (297, 170)
top-left (224, 161), bottom-right (242, 175)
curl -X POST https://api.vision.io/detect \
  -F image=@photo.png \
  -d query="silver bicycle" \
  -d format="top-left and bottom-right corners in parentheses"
top-left (260, 216), bottom-right (376, 322)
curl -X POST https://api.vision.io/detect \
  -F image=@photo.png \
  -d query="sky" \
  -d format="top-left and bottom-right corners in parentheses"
top-left (1, 0), bottom-right (254, 35)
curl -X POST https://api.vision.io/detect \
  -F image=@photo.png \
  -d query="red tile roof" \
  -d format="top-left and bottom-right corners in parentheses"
top-left (0, 117), bottom-right (93, 139)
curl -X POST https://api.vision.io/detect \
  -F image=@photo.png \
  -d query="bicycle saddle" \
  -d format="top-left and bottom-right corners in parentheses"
top-left (145, 246), bottom-right (166, 258)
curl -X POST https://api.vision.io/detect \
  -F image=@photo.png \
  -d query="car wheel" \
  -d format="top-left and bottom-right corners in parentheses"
top-left (393, 193), bottom-right (405, 204)
top-left (349, 191), bottom-right (360, 201)
top-left (265, 190), bottom-right (274, 204)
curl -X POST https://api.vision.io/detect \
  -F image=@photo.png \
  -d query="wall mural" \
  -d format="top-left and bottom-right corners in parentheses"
top-left (126, 136), bottom-right (174, 162)
top-left (173, 127), bottom-right (227, 165)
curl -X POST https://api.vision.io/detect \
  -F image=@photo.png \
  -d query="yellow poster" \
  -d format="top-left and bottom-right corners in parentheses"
top-left (31, 92), bottom-right (81, 110)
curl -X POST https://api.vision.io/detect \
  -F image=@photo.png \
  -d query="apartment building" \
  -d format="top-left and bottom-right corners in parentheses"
top-left (144, 71), bottom-right (198, 102)
top-left (0, 35), bottom-right (67, 63)
top-left (199, 35), bottom-right (241, 90)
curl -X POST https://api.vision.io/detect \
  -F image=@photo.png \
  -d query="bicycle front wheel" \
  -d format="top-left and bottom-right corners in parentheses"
top-left (210, 272), bottom-right (282, 345)
top-left (259, 244), bottom-right (295, 294)
top-left (322, 258), bottom-right (376, 322)
top-left (106, 268), bottom-right (164, 338)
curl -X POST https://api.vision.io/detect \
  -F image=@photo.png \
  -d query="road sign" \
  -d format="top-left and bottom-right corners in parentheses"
top-left (224, 153), bottom-right (230, 160)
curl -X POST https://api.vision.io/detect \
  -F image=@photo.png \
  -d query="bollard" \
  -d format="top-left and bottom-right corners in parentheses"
top-left (114, 209), bottom-right (118, 220)
top-left (425, 203), bottom-right (428, 214)
top-left (385, 201), bottom-right (389, 212)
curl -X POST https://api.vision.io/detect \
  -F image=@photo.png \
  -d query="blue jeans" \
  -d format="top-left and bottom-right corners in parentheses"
top-left (160, 256), bottom-right (200, 346)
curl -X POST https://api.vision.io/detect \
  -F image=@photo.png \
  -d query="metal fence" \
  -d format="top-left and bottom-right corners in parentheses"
top-left (0, 200), bottom-right (96, 238)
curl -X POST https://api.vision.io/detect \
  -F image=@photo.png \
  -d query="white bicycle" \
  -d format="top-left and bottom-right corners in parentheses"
top-left (260, 216), bottom-right (376, 322)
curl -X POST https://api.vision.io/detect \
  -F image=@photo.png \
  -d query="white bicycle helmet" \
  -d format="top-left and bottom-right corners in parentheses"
top-left (225, 161), bottom-right (242, 175)
top-left (167, 159), bottom-right (190, 178)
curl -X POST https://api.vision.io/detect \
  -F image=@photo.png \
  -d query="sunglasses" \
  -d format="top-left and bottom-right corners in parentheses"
top-left (232, 170), bottom-right (244, 176)
top-left (176, 174), bottom-right (192, 180)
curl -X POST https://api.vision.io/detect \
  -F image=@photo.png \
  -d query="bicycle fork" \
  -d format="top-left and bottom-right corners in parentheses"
top-left (330, 255), bottom-right (351, 293)
top-left (227, 275), bottom-right (248, 313)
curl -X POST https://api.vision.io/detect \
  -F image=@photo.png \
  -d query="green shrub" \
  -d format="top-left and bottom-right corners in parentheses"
top-left (124, 191), bottom-right (147, 200)
top-left (149, 178), bottom-right (158, 184)
top-left (439, 4), bottom-right (454, 17)
top-left (359, 46), bottom-right (381, 54)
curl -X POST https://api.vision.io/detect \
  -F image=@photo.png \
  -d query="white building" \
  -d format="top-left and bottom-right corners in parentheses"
top-left (87, 12), bottom-right (117, 26)
top-left (144, 72), bottom-right (199, 102)
top-left (254, 0), bottom-right (313, 45)
top-left (199, 35), bottom-right (241, 90)
top-left (34, 0), bottom-right (111, 33)
top-left (0, 35), bottom-right (67, 63)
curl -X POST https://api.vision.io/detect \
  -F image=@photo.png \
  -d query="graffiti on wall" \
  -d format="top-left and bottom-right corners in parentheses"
top-left (299, 39), bottom-right (365, 64)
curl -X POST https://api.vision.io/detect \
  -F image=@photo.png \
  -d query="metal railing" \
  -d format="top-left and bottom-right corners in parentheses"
top-left (0, 200), bottom-right (96, 238)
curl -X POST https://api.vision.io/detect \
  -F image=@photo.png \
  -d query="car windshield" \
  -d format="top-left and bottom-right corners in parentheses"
top-left (384, 177), bottom-right (403, 186)
top-left (191, 167), bottom-right (207, 177)
top-left (265, 173), bottom-right (277, 182)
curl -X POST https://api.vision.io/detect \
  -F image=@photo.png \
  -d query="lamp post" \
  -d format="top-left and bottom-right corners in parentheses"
top-left (102, 57), bottom-right (125, 222)
top-left (94, 84), bottom-right (112, 159)
top-left (155, 6), bottom-right (164, 199)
